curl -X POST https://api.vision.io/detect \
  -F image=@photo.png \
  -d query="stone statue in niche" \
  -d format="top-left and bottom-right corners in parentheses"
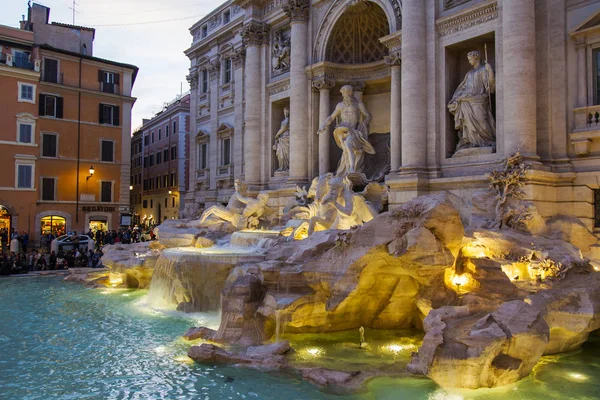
top-left (273, 106), bottom-right (290, 172)
top-left (317, 85), bottom-right (376, 176)
top-left (448, 50), bottom-right (496, 155)
top-left (271, 31), bottom-right (290, 74)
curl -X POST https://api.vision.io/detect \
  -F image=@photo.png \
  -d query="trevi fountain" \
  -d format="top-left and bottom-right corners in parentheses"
top-left (9, 78), bottom-right (598, 399)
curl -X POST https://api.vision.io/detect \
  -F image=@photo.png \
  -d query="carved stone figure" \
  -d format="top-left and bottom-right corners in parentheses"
top-left (272, 107), bottom-right (290, 172)
top-left (199, 180), bottom-right (249, 228)
top-left (448, 50), bottom-right (496, 153)
top-left (317, 85), bottom-right (376, 176)
top-left (271, 31), bottom-right (290, 73)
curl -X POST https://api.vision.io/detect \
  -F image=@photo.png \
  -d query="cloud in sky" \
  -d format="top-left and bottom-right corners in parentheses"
top-left (1, 0), bottom-right (224, 130)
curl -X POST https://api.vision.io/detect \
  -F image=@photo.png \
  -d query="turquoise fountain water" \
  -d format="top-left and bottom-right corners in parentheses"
top-left (2, 277), bottom-right (600, 400)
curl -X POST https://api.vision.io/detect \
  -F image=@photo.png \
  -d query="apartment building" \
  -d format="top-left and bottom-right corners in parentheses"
top-left (0, 3), bottom-right (138, 241)
top-left (138, 94), bottom-right (190, 226)
top-left (130, 128), bottom-right (143, 226)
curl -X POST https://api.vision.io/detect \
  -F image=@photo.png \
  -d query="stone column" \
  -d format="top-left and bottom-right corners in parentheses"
top-left (400, 0), bottom-right (427, 173)
top-left (208, 60), bottom-right (220, 190)
top-left (284, 0), bottom-right (310, 184)
top-left (503, 0), bottom-right (537, 157)
top-left (313, 78), bottom-right (335, 175)
top-left (575, 39), bottom-right (587, 107)
top-left (385, 52), bottom-right (401, 172)
top-left (232, 48), bottom-right (246, 179)
top-left (240, 22), bottom-right (269, 186)
top-left (185, 70), bottom-right (199, 200)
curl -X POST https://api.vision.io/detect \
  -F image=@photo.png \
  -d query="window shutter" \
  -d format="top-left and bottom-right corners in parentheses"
top-left (50, 135), bottom-right (57, 157)
top-left (39, 94), bottom-right (46, 116)
top-left (56, 97), bottom-right (64, 119)
top-left (98, 70), bottom-right (104, 82)
top-left (99, 104), bottom-right (105, 124)
top-left (114, 106), bottom-right (120, 126)
top-left (114, 73), bottom-right (120, 85)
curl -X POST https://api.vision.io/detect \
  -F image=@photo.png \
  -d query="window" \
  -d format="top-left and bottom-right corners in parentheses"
top-left (144, 135), bottom-right (149, 146)
top-left (200, 143), bottom-right (207, 169)
top-left (163, 174), bottom-right (168, 188)
top-left (143, 199), bottom-right (148, 208)
top-left (151, 132), bottom-right (155, 143)
top-left (41, 178), bottom-right (56, 201)
top-left (149, 154), bottom-right (154, 166)
top-left (17, 164), bottom-right (33, 189)
top-left (99, 104), bottom-right (120, 126)
top-left (223, 59), bottom-right (232, 84)
top-left (172, 197), bottom-right (175, 208)
top-left (150, 199), bottom-right (153, 208)
top-left (101, 140), bottom-right (114, 162)
top-left (171, 173), bottom-right (177, 186)
top-left (14, 51), bottom-right (33, 69)
top-left (166, 125), bottom-right (169, 137)
top-left (163, 149), bottom-right (169, 162)
top-left (18, 123), bottom-right (33, 144)
top-left (173, 120), bottom-right (177, 133)
top-left (18, 82), bottom-right (35, 103)
top-left (143, 156), bottom-right (148, 168)
top-left (98, 70), bottom-right (119, 94)
top-left (202, 69), bottom-right (208, 93)
top-left (158, 129), bottom-right (162, 141)
top-left (40, 216), bottom-right (65, 236)
top-left (156, 152), bottom-right (162, 165)
top-left (43, 58), bottom-right (58, 83)
top-left (165, 198), bottom-right (168, 208)
top-left (42, 134), bottom-right (58, 157)
top-left (171, 146), bottom-right (177, 160)
top-left (155, 177), bottom-right (160, 189)
top-left (595, 49), bottom-right (600, 105)
top-left (222, 138), bottom-right (231, 166)
top-left (223, 9), bottom-right (231, 24)
top-left (101, 181), bottom-right (112, 202)
top-left (143, 179), bottom-right (149, 191)
top-left (39, 94), bottom-right (63, 118)
top-left (201, 25), bottom-right (208, 38)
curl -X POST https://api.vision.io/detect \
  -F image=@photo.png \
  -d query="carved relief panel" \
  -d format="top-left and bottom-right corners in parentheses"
top-left (271, 28), bottom-right (291, 78)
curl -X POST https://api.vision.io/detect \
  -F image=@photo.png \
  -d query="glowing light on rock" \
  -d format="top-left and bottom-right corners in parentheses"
top-left (108, 273), bottom-right (124, 287)
top-left (461, 243), bottom-right (489, 258)
top-left (451, 274), bottom-right (469, 287)
top-left (173, 355), bottom-right (193, 364)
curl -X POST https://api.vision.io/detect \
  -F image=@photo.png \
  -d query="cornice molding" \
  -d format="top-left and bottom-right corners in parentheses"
top-left (436, 0), bottom-right (498, 37)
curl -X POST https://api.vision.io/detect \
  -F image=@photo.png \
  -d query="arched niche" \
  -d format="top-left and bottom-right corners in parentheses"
top-left (313, 0), bottom-right (401, 63)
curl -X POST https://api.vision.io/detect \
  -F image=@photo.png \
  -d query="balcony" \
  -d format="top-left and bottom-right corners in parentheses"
top-left (100, 82), bottom-right (119, 95)
top-left (571, 105), bottom-right (600, 156)
top-left (0, 53), bottom-right (40, 71)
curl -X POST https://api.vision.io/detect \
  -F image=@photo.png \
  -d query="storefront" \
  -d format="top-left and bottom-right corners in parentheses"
top-left (83, 206), bottom-right (115, 234)
top-left (0, 206), bottom-right (10, 233)
top-left (89, 219), bottom-right (108, 233)
top-left (40, 215), bottom-right (66, 236)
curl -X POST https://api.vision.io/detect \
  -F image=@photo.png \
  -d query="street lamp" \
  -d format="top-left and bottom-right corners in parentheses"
top-left (130, 185), bottom-right (133, 190)
top-left (168, 190), bottom-right (172, 195)
top-left (86, 165), bottom-right (95, 181)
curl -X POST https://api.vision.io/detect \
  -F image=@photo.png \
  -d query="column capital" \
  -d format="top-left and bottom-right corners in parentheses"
top-left (284, 0), bottom-right (309, 23)
top-left (312, 77), bottom-right (335, 91)
top-left (186, 71), bottom-right (199, 90)
top-left (231, 47), bottom-right (246, 69)
top-left (384, 51), bottom-right (401, 66)
top-left (241, 21), bottom-right (270, 46)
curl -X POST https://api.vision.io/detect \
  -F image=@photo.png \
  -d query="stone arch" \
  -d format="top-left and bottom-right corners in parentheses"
top-left (313, 0), bottom-right (401, 63)
top-left (0, 199), bottom-right (17, 216)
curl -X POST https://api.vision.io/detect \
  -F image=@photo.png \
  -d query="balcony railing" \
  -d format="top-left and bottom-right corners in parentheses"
top-left (42, 72), bottom-right (64, 84)
top-left (0, 53), bottom-right (39, 71)
top-left (571, 105), bottom-right (600, 156)
top-left (100, 82), bottom-right (119, 94)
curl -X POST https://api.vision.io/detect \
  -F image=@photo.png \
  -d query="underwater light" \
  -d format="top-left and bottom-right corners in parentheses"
top-left (451, 274), bottom-right (469, 287)
top-left (386, 344), bottom-right (404, 353)
top-left (568, 372), bottom-right (588, 381)
top-left (305, 347), bottom-right (323, 357)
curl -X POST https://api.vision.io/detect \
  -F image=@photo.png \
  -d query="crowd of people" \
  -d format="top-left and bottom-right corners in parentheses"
top-left (0, 225), bottom-right (156, 277)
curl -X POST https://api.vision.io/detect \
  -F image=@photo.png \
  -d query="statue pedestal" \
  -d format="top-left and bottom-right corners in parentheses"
top-left (274, 170), bottom-right (290, 178)
top-left (452, 146), bottom-right (495, 158)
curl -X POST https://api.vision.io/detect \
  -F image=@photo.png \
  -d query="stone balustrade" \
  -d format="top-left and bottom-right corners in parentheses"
top-left (571, 105), bottom-right (600, 156)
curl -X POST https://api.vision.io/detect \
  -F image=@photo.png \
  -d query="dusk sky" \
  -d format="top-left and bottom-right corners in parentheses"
top-left (1, 0), bottom-right (224, 130)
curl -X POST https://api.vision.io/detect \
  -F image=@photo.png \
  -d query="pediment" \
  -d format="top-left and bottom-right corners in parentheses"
top-left (570, 8), bottom-right (600, 37)
top-left (217, 123), bottom-right (234, 133)
top-left (197, 128), bottom-right (210, 138)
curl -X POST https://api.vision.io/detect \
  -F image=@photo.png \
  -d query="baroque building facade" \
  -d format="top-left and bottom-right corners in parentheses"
top-left (184, 0), bottom-right (600, 234)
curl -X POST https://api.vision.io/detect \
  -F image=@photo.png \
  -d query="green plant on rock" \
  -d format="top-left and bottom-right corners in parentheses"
top-left (488, 151), bottom-right (530, 229)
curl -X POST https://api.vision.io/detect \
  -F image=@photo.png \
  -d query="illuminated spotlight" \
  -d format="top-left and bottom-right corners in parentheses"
top-left (386, 344), bottom-right (404, 353)
top-left (305, 348), bottom-right (322, 357)
top-left (568, 372), bottom-right (588, 381)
